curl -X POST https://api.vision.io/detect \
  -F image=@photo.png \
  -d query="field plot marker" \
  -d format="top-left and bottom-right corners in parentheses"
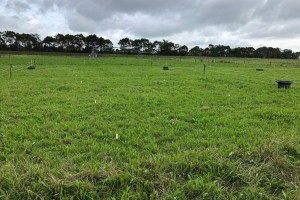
top-left (10, 64), bottom-right (12, 79)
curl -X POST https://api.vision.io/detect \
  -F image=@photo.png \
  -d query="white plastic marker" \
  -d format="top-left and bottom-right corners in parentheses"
top-left (116, 133), bottom-right (119, 139)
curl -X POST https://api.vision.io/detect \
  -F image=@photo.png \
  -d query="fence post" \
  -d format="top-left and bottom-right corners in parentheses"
top-left (10, 64), bottom-right (12, 79)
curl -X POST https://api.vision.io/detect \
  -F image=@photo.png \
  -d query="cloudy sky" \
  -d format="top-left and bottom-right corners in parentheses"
top-left (1, 0), bottom-right (300, 51)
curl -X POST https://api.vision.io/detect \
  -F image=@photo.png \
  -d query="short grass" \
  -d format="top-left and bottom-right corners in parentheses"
top-left (0, 54), bottom-right (300, 199)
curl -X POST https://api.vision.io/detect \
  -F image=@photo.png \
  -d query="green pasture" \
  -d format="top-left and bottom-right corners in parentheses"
top-left (0, 54), bottom-right (299, 199)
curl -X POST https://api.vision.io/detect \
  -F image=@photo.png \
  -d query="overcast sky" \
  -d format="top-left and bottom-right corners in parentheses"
top-left (1, 0), bottom-right (300, 51)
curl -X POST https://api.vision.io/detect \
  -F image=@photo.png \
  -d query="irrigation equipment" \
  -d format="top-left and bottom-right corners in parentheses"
top-left (89, 48), bottom-right (97, 58)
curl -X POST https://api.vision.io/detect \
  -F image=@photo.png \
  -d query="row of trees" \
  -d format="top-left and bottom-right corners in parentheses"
top-left (189, 45), bottom-right (300, 59)
top-left (0, 31), bottom-right (299, 58)
top-left (0, 31), bottom-right (113, 53)
top-left (117, 38), bottom-right (189, 56)
top-left (117, 39), bottom-right (300, 59)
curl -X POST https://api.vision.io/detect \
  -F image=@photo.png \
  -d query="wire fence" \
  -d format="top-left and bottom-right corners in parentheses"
top-left (0, 64), bottom-right (51, 80)
top-left (1, 57), bottom-right (299, 81)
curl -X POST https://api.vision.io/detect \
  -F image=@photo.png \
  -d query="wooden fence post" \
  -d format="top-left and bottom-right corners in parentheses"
top-left (10, 64), bottom-right (12, 79)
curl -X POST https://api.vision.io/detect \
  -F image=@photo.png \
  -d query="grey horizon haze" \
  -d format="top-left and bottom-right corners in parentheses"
top-left (1, 0), bottom-right (300, 51)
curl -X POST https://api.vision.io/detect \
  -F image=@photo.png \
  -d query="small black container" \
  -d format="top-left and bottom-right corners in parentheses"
top-left (28, 66), bottom-right (35, 70)
top-left (276, 80), bottom-right (293, 89)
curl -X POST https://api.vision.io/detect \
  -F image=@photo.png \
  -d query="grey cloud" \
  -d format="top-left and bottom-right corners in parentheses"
top-left (1, 15), bottom-right (26, 30)
top-left (253, 0), bottom-right (300, 21)
top-left (0, 15), bottom-right (42, 34)
top-left (1, 0), bottom-right (300, 50)
top-left (5, 0), bottom-right (30, 12)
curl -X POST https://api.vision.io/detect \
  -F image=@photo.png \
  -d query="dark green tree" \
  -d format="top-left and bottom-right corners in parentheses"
top-left (177, 45), bottom-right (189, 56)
top-left (189, 46), bottom-right (204, 56)
top-left (42, 36), bottom-right (56, 51)
top-left (118, 37), bottom-right (132, 53)
top-left (85, 34), bottom-right (99, 52)
top-left (159, 40), bottom-right (175, 55)
top-left (1, 31), bottom-right (18, 50)
top-left (282, 49), bottom-right (293, 59)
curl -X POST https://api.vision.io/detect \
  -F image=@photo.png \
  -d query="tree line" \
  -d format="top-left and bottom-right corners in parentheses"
top-left (0, 31), bottom-right (299, 58)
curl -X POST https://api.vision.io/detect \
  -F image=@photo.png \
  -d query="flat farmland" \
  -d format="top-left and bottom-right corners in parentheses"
top-left (0, 54), bottom-right (299, 199)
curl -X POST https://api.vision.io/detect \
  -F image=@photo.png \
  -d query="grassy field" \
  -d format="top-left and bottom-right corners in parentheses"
top-left (0, 54), bottom-right (299, 199)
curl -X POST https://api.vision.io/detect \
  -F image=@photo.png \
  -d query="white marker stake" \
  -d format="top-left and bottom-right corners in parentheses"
top-left (116, 133), bottom-right (119, 139)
